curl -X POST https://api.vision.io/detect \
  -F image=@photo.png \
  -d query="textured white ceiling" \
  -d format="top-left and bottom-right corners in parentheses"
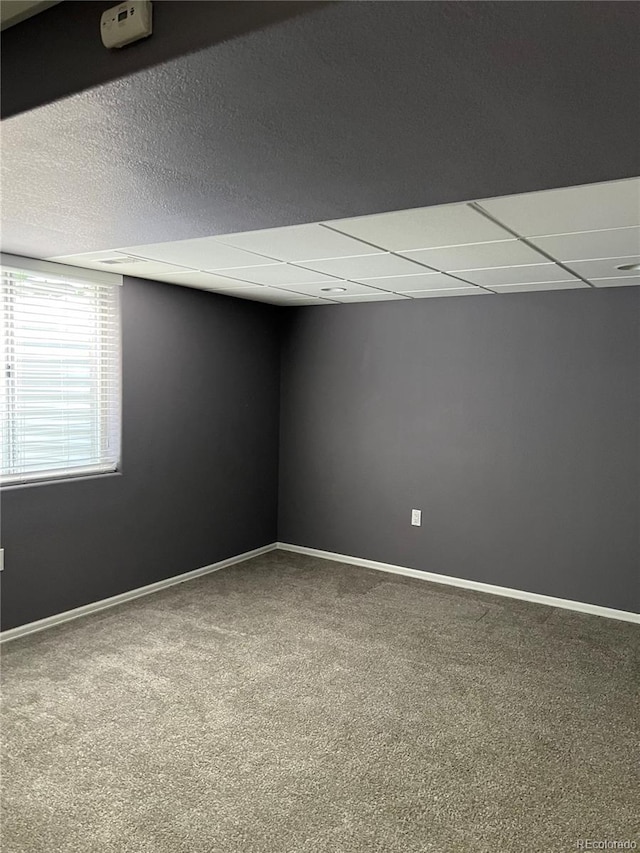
top-left (49, 177), bottom-right (640, 305)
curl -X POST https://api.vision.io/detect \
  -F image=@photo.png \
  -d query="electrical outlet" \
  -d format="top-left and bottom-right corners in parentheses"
top-left (411, 509), bottom-right (422, 527)
top-left (0, 549), bottom-right (4, 571)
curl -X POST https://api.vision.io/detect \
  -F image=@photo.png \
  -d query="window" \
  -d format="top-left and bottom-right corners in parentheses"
top-left (1, 255), bottom-right (122, 486)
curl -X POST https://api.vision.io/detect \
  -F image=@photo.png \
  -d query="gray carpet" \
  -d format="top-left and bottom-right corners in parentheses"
top-left (2, 550), bottom-right (639, 853)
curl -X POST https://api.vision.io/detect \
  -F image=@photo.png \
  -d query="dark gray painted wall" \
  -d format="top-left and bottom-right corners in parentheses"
top-left (3, 1), bottom-right (640, 258)
top-left (3, 282), bottom-right (638, 630)
top-left (278, 288), bottom-right (640, 614)
top-left (1, 277), bottom-right (281, 630)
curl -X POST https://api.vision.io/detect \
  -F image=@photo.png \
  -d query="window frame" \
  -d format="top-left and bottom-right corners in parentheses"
top-left (1, 254), bottom-right (123, 488)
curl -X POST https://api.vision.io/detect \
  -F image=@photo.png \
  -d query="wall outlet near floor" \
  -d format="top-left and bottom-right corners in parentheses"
top-left (0, 549), bottom-right (4, 571)
top-left (411, 509), bottom-right (422, 527)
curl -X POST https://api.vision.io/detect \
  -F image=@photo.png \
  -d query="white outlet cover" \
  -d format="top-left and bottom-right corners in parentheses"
top-left (411, 509), bottom-right (422, 527)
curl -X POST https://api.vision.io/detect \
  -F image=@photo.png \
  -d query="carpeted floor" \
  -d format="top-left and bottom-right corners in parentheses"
top-left (2, 550), bottom-right (639, 853)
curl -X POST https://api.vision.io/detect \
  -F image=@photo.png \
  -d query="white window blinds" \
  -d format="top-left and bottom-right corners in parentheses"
top-left (1, 257), bottom-right (122, 486)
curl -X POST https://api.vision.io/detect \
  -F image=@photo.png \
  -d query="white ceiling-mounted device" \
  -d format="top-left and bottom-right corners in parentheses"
top-left (100, 1), bottom-right (152, 49)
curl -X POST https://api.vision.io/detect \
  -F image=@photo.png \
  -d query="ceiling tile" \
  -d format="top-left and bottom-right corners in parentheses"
top-left (529, 227), bottom-right (640, 261)
top-left (490, 282), bottom-right (589, 293)
top-left (119, 237), bottom-right (280, 270)
top-left (211, 263), bottom-right (341, 286)
top-left (590, 277), bottom-right (640, 288)
top-left (214, 223), bottom-right (382, 262)
top-left (329, 292), bottom-right (410, 302)
top-left (194, 284), bottom-right (268, 298)
top-left (357, 272), bottom-right (469, 292)
top-left (297, 253), bottom-right (427, 279)
top-left (478, 178), bottom-right (640, 237)
top-left (48, 251), bottom-right (189, 277)
top-left (275, 281), bottom-right (385, 297)
top-left (228, 287), bottom-right (332, 305)
top-left (458, 264), bottom-right (578, 286)
top-left (325, 203), bottom-right (511, 251)
top-left (203, 285), bottom-right (334, 304)
top-left (279, 298), bottom-right (338, 306)
top-left (562, 257), bottom-right (640, 280)
top-left (409, 287), bottom-right (492, 298)
top-left (149, 271), bottom-right (256, 289)
top-left (400, 239), bottom-right (545, 271)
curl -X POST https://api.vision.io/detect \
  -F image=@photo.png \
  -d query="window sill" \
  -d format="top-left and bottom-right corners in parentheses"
top-left (1, 471), bottom-right (122, 491)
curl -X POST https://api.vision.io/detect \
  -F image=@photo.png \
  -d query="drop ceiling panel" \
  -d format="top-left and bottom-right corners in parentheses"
top-left (489, 282), bottom-right (588, 293)
top-left (529, 227), bottom-right (640, 261)
top-left (458, 264), bottom-right (579, 287)
top-left (357, 272), bottom-right (469, 292)
top-left (193, 284), bottom-right (266, 299)
top-left (120, 238), bottom-right (280, 270)
top-left (209, 285), bottom-right (335, 304)
top-left (48, 177), bottom-right (640, 305)
top-left (590, 277), bottom-right (640, 288)
top-left (213, 264), bottom-right (341, 286)
top-left (330, 292), bottom-right (410, 302)
top-left (149, 271), bottom-right (256, 289)
top-left (562, 257), bottom-right (640, 280)
top-left (49, 251), bottom-right (190, 277)
top-left (326, 203), bottom-right (512, 251)
top-left (276, 281), bottom-right (385, 297)
top-left (215, 223), bottom-right (383, 262)
top-left (409, 287), bottom-right (491, 298)
top-left (279, 299), bottom-right (337, 306)
top-left (479, 178), bottom-right (640, 237)
top-left (400, 239), bottom-right (545, 271)
top-left (297, 253), bottom-right (427, 279)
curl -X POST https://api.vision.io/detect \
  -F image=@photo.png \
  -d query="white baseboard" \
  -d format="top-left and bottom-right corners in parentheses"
top-left (4, 540), bottom-right (637, 641)
top-left (276, 542), bottom-right (640, 625)
top-left (0, 543), bottom-right (277, 643)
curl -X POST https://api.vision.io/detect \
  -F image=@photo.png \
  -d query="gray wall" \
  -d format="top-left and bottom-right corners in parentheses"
top-left (278, 288), bottom-right (640, 614)
top-left (1, 277), bottom-right (281, 630)
top-left (3, 282), bottom-right (638, 630)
